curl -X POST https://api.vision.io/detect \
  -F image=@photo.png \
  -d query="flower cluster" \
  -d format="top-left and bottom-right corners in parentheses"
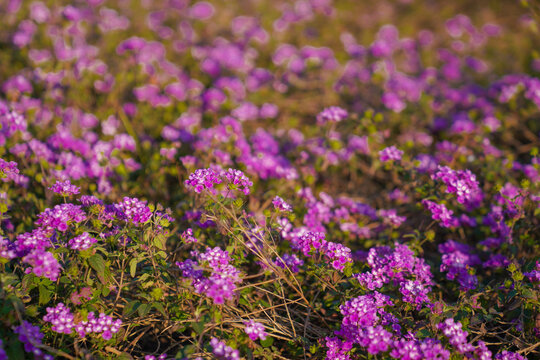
top-left (0, 236), bottom-right (16, 260)
top-left (294, 231), bottom-right (352, 272)
top-left (379, 146), bottom-right (404, 162)
top-left (438, 318), bottom-right (474, 354)
top-left (177, 247), bottom-right (242, 304)
top-left (224, 168), bottom-right (253, 195)
top-left (272, 196), bottom-right (292, 212)
top-left (439, 240), bottom-right (480, 290)
top-left (333, 292), bottom-right (397, 355)
top-left (275, 253), bottom-right (304, 273)
top-left (43, 303), bottom-right (74, 334)
top-left (13, 321), bottom-right (53, 360)
top-left (422, 200), bottom-right (458, 228)
top-left (494, 351), bottom-right (526, 360)
top-left (180, 228), bottom-right (197, 243)
top-left (316, 106), bottom-right (348, 125)
top-left (210, 337), bottom-right (240, 360)
top-left (525, 261), bottom-right (540, 285)
top-left (68, 232), bottom-right (98, 250)
top-left (49, 180), bottom-right (80, 196)
top-left (144, 354), bottom-right (167, 360)
top-left (14, 229), bottom-right (50, 256)
top-left (354, 244), bottom-right (433, 306)
top-left (23, 250), bottom-right (61, 281)
top-left (75, 312), bottom-right (122, 340)
top-left (0, 0), bottom-right (538, 358)
top-left (185, 168), bottom-right (253, 196)
top-left (115, 197), bottom-right (152, 225)
top-left (0, 158), bottom-right (19, 181)
top-left (432, 166), bottom-right (481, 206)
top-left (244, 320), bottom-right (268, 341)
top-left (35, 204), bottom-right (87, 233)
top-left (184, 168), bottom-right (223, 194)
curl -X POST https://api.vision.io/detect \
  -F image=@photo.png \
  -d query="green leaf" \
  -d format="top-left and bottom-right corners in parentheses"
top-left (22, 273), bottom-right (38, 292)
top-left (88, 254), bottom-right (106, 280)
top-left (153, 234), bottom-right (166, 250)
top-left (260, 336), bottom-right (274, 347)
top-left (123, 301), bottom-right (141, 317)
top-left (38, 285), bottom-right (53, 305)
top-left (137, 303), bottom-right (152, 317)
top-left (129, 258), bottom-right (138, 278)
top-left (192, 319), bottom-right (205, 335)
top-left (153, 302), bottom-right (167, 317)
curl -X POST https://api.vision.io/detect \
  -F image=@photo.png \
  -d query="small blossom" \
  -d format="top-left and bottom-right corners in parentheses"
top-left (115, 197), bottom-right (152, 225)
top-left (316, 106), bottom-right (348, 125)
top-left (43, 303), bottom-right (74, 334)
top-left (244, 320), bottom-right (268, 341)
top-left (272, 196), bottom-right (292, 212)
top-left (13, 321), bottom-right (53, 360)
top-left (75, 312), bottom-right (122, 340)
top-left (23, 250), bottom-right (61, 281)
top-left (0, 158), bottom-right (19, 181)
top-left (68, 232), bottom-right (98, 250)
top-left (379, 146), bottom-right (404, 162)
top-left (181, 228), bottom-right (197, 243)
top-left (210, 338), bottom-right (240, 360)
top-left (185, 168), bottom-right (223, 193)
top-left (49, 180), bottom-right (80, 196)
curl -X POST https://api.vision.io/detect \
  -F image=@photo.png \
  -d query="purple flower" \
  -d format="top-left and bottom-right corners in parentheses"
top-left (524, 261), bottom-right (540, 285)
top-left (354, 243), bottom-right (433, 293)
top-left (115, 197), bottom-right (152, 225)
top-left (244, 320), bottom-right (268, 341)
top-left (293, 231), bottom-right (352, 272)
top-left (382, 92), bottom-right (406, 112)
top-left (224, 168), bottom-right (253, 195)
top-left (0, 339), bottom-right (6, 360)
top-left (75, 312), bottom-right (122, 340)
top-left (23, 250), bottom-right (61, 281)
top-left (144, 354), bottom-right (167, 360)
top-left (13, 321), bottom-right (53, 359)
top-left (79, 195), bottom-right (103, 207)
top-left (422, 200), bottom-right (458, 228)
top-left (210, 338), bottom-right (240, 360)
top-left (432, 166), bottom-right (481, 206)
top-left (15, 229), bottom-right (50, 256)
top-left (316, 106), bottom-right (348, 125)
top-left (379, 146), bottom-right (404, 162)
top-left (68, 232), bottom-right (98, 250)
top-left (43, 303), bottom-right (74, 334)
top-left (181, 228), bottom-right (197, 243)
top-left (494, 351), bottom-right (526, 360)
top-left (438, 318), bottom-right (474, 354)
top-left (189, 1), bottom-right (215, 20)
top-left (439, 240), bottom-right (480, 290)
top-left (185, 168), bottom-right (223, 194)
top-left (0, 236), bottom-right (16, 260)
top-left (35, 204), bottom-right (87, 233)
top-left (325, 337), bottom-right (353, 360)
top-left (49, 180), bottom-right (80, 196)
top-left (275, 253), bottom-right (304, 272)
top-left (177, 247), bottom-right (242, 304)
top-left (272, 196), bottom-right (292, 212)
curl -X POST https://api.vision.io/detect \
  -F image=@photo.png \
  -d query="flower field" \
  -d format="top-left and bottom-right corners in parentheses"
top-left (0, 0), bottom-right (539, 359)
